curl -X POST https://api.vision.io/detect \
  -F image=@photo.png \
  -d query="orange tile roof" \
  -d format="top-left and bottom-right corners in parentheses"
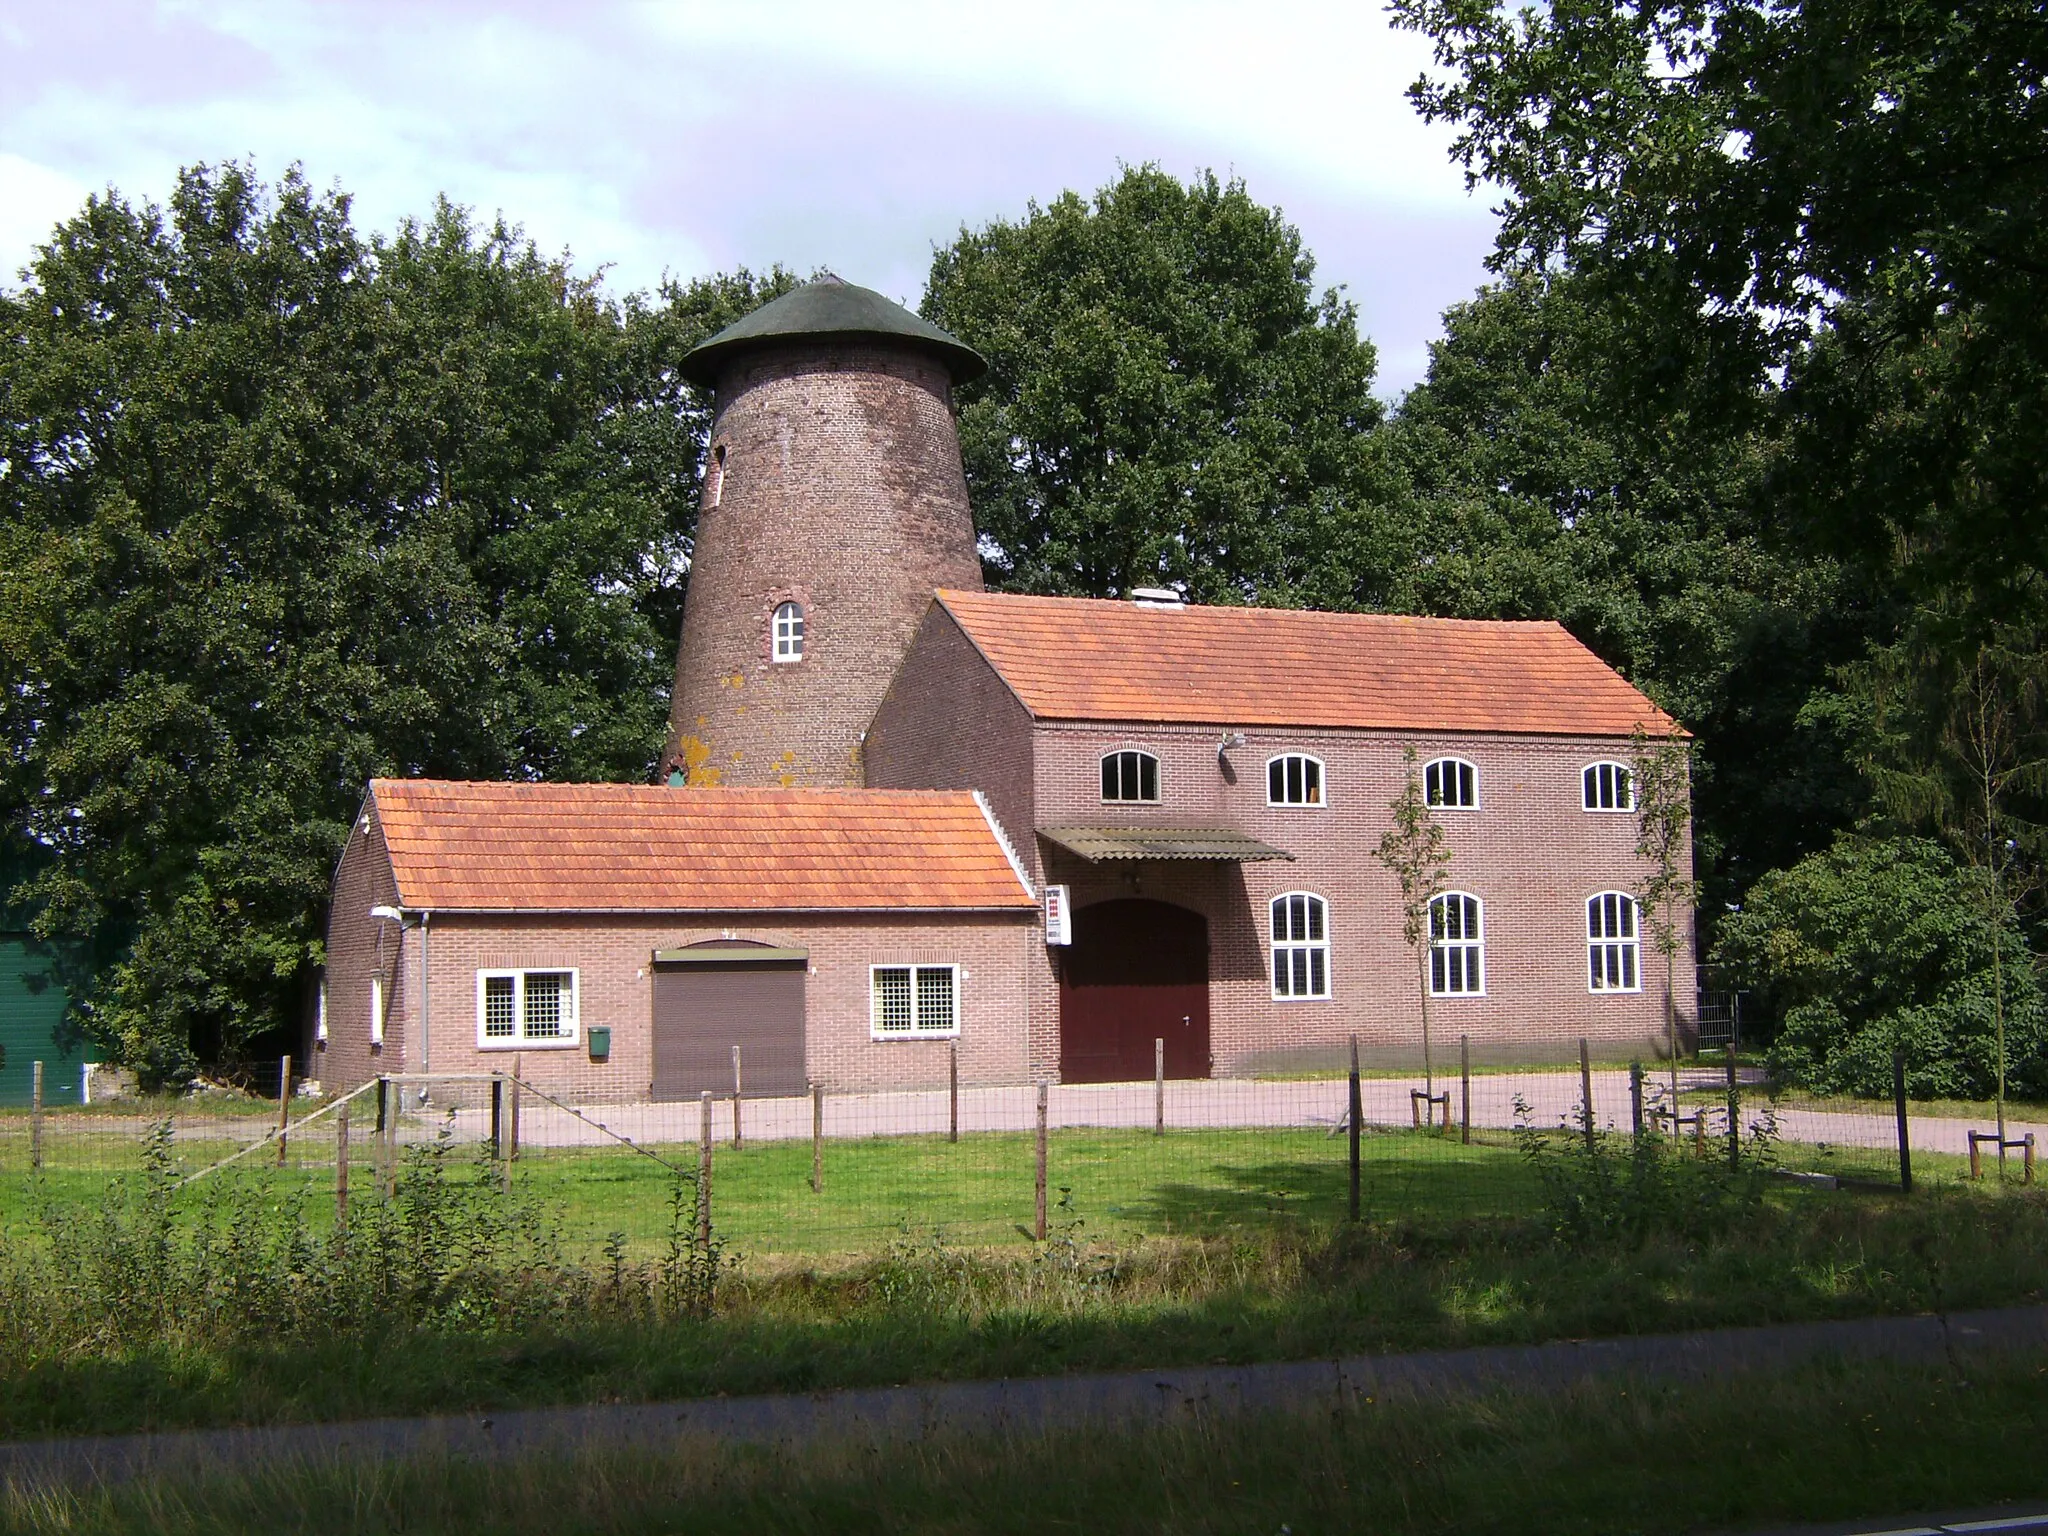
top-left (936, 591), bottom-right (1679, 737)
top-left (370, 781), bottom-right (1036, 912)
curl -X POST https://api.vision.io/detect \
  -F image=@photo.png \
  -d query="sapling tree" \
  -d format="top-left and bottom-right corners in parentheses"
top-left (1865, 633), bottom-right (2048, 1166)
top-left (1375, 747), bottom-right (1454, 1100)
top-left (1631, 725), bottom-right (1698, 1110)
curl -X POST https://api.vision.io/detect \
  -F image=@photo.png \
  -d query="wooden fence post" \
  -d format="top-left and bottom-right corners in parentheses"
top-left (276, 1054), bottom-right (293, 1166)
top-left (1155, 1037), bottom-right (1166, 1137)
top-left (1459, 1034), bottom-right (1472, 1146)
top-left (1347, 1034), bottom-right (1362, 1223)
top-left (335, 1101), bottom-right (351, 1230)
top-left (731, 1046), bottom-right (743, 1150)
top-left (697, 1090), bottom-right (714, 1250)
top-left (375, 1075), bottom-right (394, 1200)
top-left (949, 1040), bottom-right (959, 1144)
top-left (29, 1061), bottom-right (43, 1174)
top-left (1034, 1082), bottom-right (1048, 1241)
top-left (1578, 1039), bottom-right (1596, 1152)
top-left (811, 1082), bottom-right (824, 1194)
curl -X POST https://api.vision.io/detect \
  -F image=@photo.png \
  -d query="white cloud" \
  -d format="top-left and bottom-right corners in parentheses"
top-left (0, 155), bottom-right (89, 281)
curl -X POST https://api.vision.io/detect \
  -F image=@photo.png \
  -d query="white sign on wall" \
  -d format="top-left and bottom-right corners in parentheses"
top-left (1044, 884), bottom-right (1072, 946)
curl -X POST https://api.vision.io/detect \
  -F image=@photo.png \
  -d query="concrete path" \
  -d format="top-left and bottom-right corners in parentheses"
top-left (1741, 1506), bottom-right (2048, 1536)
top-left (2, 1304), bottom-right (2042, 1493)
top-left (435, 1069), bottom-right (2042, 1162)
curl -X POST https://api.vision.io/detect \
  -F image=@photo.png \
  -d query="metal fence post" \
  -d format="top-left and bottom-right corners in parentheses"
top-left (1629, 1061), bottom-right (1644, 1143)
top-left (375, 1075), bottom-right (394, 1200)
top-left (697, 1090), bottom-right (714, 1249)
top-left (1348, 1034), bottom-right (1362, 1223)
top-left (491, 1075), bottom-right (505, 1157)
top-left (508, 1054), bottom-right (522, 1162)
top-left (1459, 1034), bottom-right (1472, 1146)
top-left (276, 1053), bottom-right (293, 1166)
top-left (1893, 1050), bottom-right (1913, 1194)
top-left (949, 1040), bottom-right (959, 1144)
top-left (1034, 1082), bottom-right (1049, 1241)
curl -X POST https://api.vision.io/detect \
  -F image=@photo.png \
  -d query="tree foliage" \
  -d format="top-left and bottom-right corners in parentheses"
top-left (1712, 835), bottom-right (2047, 1100)
top-left (923, 166), bottom-right (1395, 606)
top-left (0, 164), bottom-right (781, 1082)
top-left (1375, 748), bottom-right (1454, 1093)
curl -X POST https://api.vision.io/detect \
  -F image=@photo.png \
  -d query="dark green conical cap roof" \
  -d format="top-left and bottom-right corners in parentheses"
top-left (679, 274), bottom-right (986, 388)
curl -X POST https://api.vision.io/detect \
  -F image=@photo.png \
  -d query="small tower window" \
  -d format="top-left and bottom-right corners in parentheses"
top-left (772, 601), bottom-right (805, 662)
top-left (1583, 761), bottom-right (1634, 811)
top-left (1100, 750), bottom-right (1160, 803)
top-left (705, 443), bottom-right (726, 509)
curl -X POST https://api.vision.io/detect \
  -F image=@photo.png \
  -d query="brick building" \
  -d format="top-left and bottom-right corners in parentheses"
top-left (319, 276), bottom-right (1689, 1096)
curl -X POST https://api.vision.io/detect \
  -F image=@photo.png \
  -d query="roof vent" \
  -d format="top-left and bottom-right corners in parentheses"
top-left (1130, 587), bottom-right (1184, 609)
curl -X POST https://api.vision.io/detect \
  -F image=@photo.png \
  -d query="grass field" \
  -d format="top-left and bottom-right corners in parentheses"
top-left (9, 1351), bottom-right (2048, 1535)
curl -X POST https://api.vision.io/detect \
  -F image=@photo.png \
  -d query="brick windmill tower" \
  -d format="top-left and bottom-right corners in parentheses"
top-left (664, 276), bottom-right (987, 787)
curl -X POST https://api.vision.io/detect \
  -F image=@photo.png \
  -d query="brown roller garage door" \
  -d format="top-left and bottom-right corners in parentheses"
top-left (652, 943), bottom-right (807, 1102)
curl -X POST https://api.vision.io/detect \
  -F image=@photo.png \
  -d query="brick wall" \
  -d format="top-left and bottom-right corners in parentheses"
top-left (665, 341), bottom-right (984, 788)
top-left (866, 604), bottom-right (1038, 883)
top-left (321, 897), bottom-right (1038, 1102)
top-left (1027, 722), bottom-right (1694, 1073)
top-left (315, 795), bottom-right (409, 1092)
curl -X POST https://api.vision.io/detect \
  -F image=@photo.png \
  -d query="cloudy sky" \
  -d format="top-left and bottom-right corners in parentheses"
top-left (0, 1), bottom-right (1499, 392)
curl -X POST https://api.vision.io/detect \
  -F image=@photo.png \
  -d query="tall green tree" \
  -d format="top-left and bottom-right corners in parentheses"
top-left (0, 164), bottom-right (779, 1083)
top-left (1386, 272), bottom-right (1880, 916)
top-left (923, 165), bottom-right (1397, 607)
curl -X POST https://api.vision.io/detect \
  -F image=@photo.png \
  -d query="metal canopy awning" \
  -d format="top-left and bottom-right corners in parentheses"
top-left (1037, 826), bottom-right (1295, 863)
top-left (653, 946), bottom-right (809, 965)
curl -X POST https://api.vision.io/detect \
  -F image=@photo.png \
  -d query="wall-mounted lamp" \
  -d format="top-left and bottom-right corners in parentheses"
top-left (1217, 731), bottom-right (1246, 763)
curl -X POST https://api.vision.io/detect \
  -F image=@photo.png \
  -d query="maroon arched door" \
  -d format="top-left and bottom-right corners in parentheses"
top-left (1058, 898), bottom-right (1211, 1083)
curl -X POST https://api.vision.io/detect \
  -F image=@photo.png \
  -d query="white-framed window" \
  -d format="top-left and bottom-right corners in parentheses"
top-left (1587, 892), bottom-right (1641, 992)
top-left (476, 969), bottom-right (579, 1048)
top-left (1266, 753), bottom-right (1325, 806)
top-left (370, 975), bottom-right (385, 1047)
top-left (1429, 892), bottom-right (1485, 996)
top-left (1270, 892), bottom-right (1331, 999)
top-left (1425, 756), bottom-right (1478, 809)
top-left (1100, 749), bottom-right (1160, 803)
top-left (772, 601), bottom-right (805, 662)
top-left (1583, 760), bottom-right (1634, 811)
top-left (870, 964), bottom-right (960, 1038)
top-left (316, 981), bottom-right (329, 1046)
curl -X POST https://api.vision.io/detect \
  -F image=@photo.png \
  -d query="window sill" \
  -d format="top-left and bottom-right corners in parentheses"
top-left (870, 1030), bottom-right (961, 1043)
top-left (1588, 988), bottom-right (1643, 997)
top-left (1271, 993), bottom-right (1333, 1003)
top-left (477, 1038), bottom-right (582, 1051)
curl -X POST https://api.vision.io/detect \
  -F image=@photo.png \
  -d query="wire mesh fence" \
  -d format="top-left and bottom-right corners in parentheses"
top-left (1, 1035), bottom-right (2038, 1265)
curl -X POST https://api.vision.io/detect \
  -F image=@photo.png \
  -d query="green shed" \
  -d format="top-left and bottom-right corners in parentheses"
top-left (0, 936), bottom-right (92, 1107)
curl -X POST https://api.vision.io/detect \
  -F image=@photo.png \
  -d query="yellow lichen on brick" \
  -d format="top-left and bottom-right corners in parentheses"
top-left (676, 733), bottom-right (723, 787)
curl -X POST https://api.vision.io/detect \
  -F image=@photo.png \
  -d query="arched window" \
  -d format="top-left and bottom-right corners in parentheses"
top-left (1270, 893), bottom-right (1331, 999)
top-left (771, 601), bottom-right (805, 662)
top-left (1266, 753), bottom-right (1325, 806)
top-left (1583, 760), bottom-right (1633, 811)
top-left (1587, 892), bottom-right (1641, 992)
top-left (1429, 892), bottom-right (1484, 996)
top-left (1100, 750), bottom-right (1160, 803)
top-left (1425, 756), bottom-right (1478, 809)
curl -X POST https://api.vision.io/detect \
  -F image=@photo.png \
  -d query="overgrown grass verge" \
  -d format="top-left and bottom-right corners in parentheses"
top-left (0, 1117), bottom-right (2042, 1443)
top-left (9, 1351), bottom-right (2048, 1535)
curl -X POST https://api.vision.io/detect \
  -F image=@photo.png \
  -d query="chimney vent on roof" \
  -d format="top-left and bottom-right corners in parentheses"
top-left (1130, 587), bottom-right (1184, 609)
